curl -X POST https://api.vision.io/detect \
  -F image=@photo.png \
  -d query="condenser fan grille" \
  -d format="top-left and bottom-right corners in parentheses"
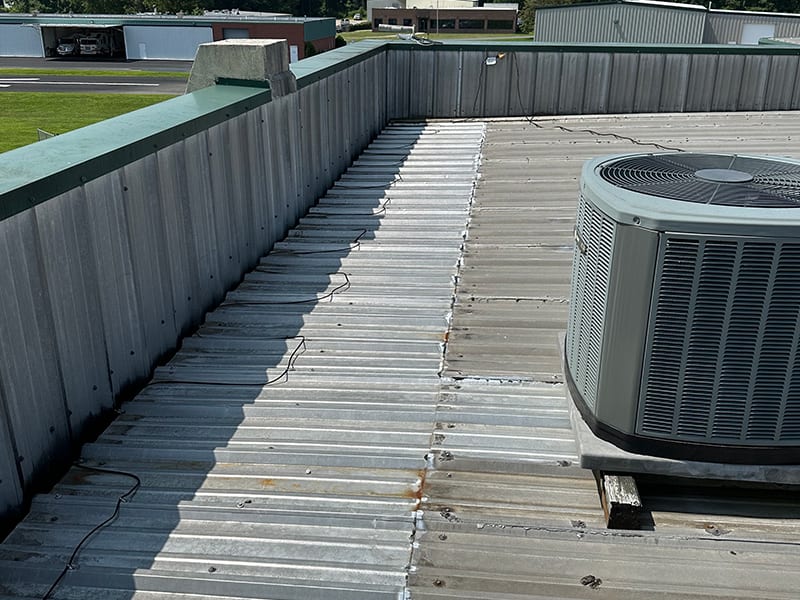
top-left (599, 154), bottom-right (800, 208)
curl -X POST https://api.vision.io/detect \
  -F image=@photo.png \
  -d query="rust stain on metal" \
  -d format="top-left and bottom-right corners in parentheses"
top-left (64, 469), bottom-right (96, 485)
top-left (402, 468), bottom-right (428, 502)
top-left (260, 478), bottom-right (275, 488)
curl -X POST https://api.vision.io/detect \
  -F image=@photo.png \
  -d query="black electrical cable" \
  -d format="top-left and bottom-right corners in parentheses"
top-left (509, 52), bottom-right (685, 153)
top-left (150, 335), bottom-right (308, 388)
top-left (223, 272), bottom-right (351, 307)
top-left (551, 123), bottom-right (686, 152)
top-left (148, 234), bottom-right (361, 391)
top-left (334, 175), bottom-right (403, 189)
top-left (325, 198), bottom-right (391, 216)
top-left (42, 464), bottom-right (141, 600)
top-left (42, 336), bottom-right (310, 598)
top-left (262, 335), bottom-right (308, 385)
top-left (280, 230), bottom-right (368, 255)
top-left (472, 59), bottom-right (487, 115)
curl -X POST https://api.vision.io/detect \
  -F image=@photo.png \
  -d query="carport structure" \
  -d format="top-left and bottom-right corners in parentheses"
top-left (0, 15), bottom-right (212, 60)
top-left (41, 23), bottom-right (124, 58)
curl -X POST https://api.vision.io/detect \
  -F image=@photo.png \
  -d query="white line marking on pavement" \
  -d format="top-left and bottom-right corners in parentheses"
top-left (0, 79), bottom-right (159, 87)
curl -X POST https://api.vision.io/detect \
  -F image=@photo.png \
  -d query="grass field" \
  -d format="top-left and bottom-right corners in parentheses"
top-left (0, 92), bottom-right (175, 154)
top-left (0, 36), bottom-right (532, 154)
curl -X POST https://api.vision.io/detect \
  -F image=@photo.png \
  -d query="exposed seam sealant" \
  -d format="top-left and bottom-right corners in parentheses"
top-left (442, 374), bottom-right (565, 387)
top-left (402, 122), bottom-right (487, 600)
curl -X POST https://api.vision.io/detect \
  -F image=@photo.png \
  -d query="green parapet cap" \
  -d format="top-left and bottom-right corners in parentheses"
top-left (291, 40), bottom-right (389, 88)
top-left (0, 83), bottom-right (271, 222)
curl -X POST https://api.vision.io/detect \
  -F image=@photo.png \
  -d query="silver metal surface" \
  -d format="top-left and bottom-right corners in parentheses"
top-left (0, 122), bottom-right (485, 599)
top-left (423, 114), bottom-right (800, 599)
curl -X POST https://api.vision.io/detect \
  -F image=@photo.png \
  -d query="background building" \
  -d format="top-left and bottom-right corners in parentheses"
top-left (367, 0), bottom-right (495, 22)
top-left (0, 12), bottom-right (336, 61)
top-left (371, 2), bottom-right (518, 34)
top-left (705, 8), bottom-right (800, 44)
top-left (536, 0), bottom-right (800, 45)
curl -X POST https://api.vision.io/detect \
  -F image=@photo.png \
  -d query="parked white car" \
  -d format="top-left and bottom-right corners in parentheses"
top-left (80, 35), bottom-right (108, 56)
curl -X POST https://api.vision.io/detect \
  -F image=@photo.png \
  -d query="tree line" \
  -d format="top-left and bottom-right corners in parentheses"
top-left (3, 0), bottom-right (799, 25)
top-left (2, 0), bottom-right (365, 17)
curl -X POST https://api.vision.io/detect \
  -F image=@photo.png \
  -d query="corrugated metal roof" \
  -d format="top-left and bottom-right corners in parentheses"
top-left (418, 113), bottom-right (800, 599)
top-left (5, 113), bottom-right (800, 599)
top-left (0, 121), bottom-right (485, 598)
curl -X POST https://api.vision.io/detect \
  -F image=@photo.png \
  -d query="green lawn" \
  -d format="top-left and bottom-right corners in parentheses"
top-left (0, 68), bottom-right (188, 78)
top-left (0, 93), bottom-right (175, 154)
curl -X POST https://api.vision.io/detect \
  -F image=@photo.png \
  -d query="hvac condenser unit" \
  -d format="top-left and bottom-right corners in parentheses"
top-left (566, 153), bottom-right (800, 464)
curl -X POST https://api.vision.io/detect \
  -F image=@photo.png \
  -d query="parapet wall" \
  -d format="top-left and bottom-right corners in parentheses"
top-left (0, 40), bottom-right (388, 524)
top-left (387, 42), bottom-right (800, 118)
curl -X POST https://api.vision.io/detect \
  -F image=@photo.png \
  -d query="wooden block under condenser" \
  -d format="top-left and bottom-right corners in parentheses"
top-left (599, 473), bottom-right (642, 530)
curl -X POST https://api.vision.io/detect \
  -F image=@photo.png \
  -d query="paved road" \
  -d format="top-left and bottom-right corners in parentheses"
top-left (0, 57), bottom-right (192, 72)
top-left (0, 57), bottom-right (190, 94)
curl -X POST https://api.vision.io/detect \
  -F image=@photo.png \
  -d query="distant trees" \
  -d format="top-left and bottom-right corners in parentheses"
top-left (518, 0), bottom-right (800, 35)
top-left (518, 0), bottom-right (572, 34)
top-left (6, 0), bottom-right (365, 15)
top-left (8, 0), bottom-right (798, 23)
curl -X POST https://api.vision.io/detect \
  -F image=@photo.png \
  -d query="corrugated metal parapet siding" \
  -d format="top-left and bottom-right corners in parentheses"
top-left (386, 44), bottom-right (800, 119)
top-left (0, 121), bottom-right (486, 599)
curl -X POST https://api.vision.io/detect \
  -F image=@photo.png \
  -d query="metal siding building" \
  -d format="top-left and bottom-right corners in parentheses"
top-left (0, 23), bottom-right (43, 57)
top-left (535, 1), bottom-right (707, 44)
top-left (705, 10), bottom-right (800, 45)
top-left (372, 6), bottom-right (519, 34)
top-left (536, 1), bottom-right (800, 46)
top-left (0, 14), bottom-right (334, 59)
top-left (124, 25), bottom-right (213, 60)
